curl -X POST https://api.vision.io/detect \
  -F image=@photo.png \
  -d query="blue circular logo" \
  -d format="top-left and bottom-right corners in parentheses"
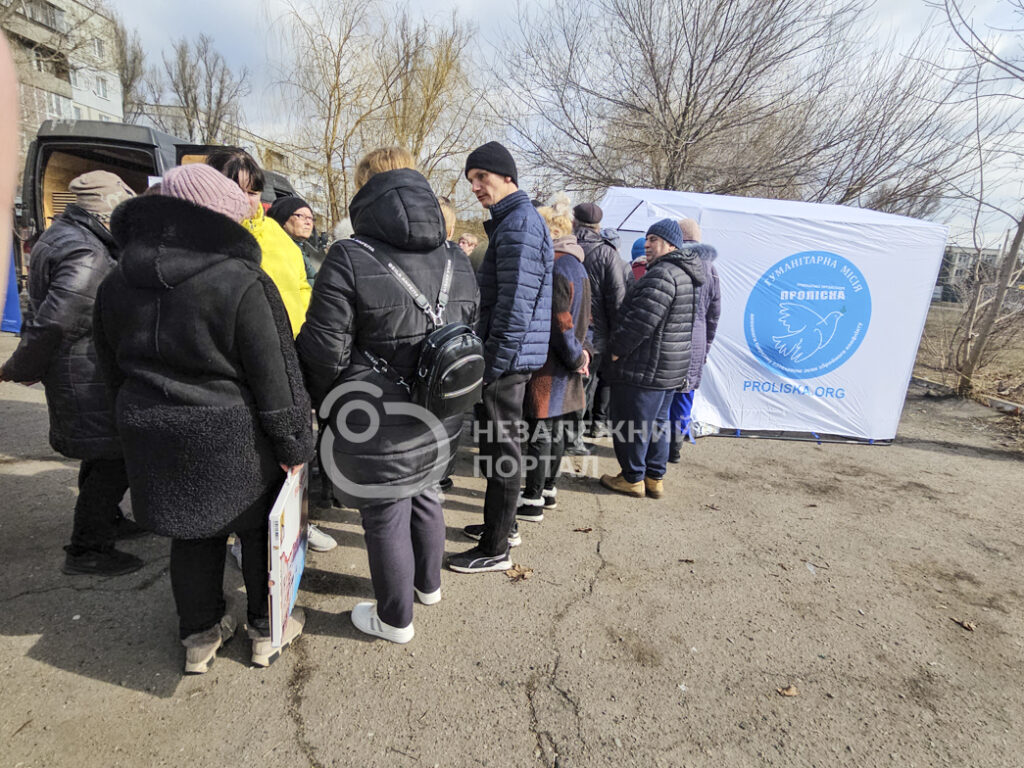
top-left (744, 251), bottom-right (871, 379)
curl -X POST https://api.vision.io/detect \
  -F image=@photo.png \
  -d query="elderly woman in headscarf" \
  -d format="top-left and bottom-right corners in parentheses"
top-left (93, 163), bottom-right (315, 674)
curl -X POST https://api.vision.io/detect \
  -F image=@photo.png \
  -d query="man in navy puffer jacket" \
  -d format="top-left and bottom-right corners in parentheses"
top-left (449, 142), bottom-right (553, 574)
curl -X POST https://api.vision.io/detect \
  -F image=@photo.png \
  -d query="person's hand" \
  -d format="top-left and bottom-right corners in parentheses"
top-left (611, 354), bottom-right (620, 362)
top-left (280, 463), bottom-right (302, 475)
top-left (576, 349), bottom-right (591, 377)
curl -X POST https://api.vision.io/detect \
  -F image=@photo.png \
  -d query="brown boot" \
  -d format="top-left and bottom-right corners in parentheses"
top-left (600, 473), bottom-right (645, 498)
top-left (644, 476), bottom-right (664, 499)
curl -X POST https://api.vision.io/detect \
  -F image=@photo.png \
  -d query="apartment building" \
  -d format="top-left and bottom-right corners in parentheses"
top-left (3, 0), bottom-right (123, 189)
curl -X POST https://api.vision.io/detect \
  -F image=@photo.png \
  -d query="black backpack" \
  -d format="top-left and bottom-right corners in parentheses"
top-left (351, 238), bottom-right (484, 420)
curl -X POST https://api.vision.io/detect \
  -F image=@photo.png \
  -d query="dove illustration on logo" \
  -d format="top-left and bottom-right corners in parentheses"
top-left (772, 303), bottom-right (843, 363)
top-left (745, 251), bottom-right (870, 379)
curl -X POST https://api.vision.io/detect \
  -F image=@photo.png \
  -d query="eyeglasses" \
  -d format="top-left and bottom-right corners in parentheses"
top-left (291, 213), bottom-right (314, 222)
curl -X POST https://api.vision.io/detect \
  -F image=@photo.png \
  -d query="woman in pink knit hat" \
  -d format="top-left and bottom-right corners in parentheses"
top-left (93, 162), bottom-right (315, 674)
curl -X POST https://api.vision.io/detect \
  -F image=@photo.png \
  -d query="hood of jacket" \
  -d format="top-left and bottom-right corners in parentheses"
top-left (655, 248), bottom-right (706, 286)
top-left (62, 203), bottom-right (118, 256)
top-left (679, 242), bottom-right (718, 263)
top-left (575, 225), bottom-right (618, 250)
top-left (349, 168), bottom-right (446, 252)
top-left (552, 234), bottom-right (585, 262)
top-left (111, 195), bottom-right (261, 289)
top-left (600, 228), bottom-right (621, 249)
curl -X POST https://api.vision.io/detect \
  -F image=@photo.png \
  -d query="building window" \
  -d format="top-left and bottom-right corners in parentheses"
top-left (73, 106), bottom-right (82, 119)
top-left (24, 0), bottom-right (67, 33)
top-left (69, 68), bottom-right (79, 87)
top-left (93, 38), bottom-right (105, 60)
top-left (96, 76), bottom-right (108, 99)
top-left (46, 92), bottom-right (70, 119)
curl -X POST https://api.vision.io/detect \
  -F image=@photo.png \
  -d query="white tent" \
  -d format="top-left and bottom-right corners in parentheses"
top-left (599, 187), bottom-right (948, 441)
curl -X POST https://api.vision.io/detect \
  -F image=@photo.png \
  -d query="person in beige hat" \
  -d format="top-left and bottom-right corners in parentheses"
top-left (0, 171), bottom-right (142, 576)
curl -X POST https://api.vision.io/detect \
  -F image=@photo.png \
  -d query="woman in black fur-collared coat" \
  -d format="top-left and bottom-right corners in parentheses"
top-left (94, 164), bottom-right (315, 673)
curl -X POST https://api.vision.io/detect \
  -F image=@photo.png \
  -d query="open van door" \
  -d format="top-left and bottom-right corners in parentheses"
top-left (174, 143), bottom-right (242, 167)
top-left (20, 121), bottom-right (171, 259)
top-left (176, 145), bottom-right (298, 206)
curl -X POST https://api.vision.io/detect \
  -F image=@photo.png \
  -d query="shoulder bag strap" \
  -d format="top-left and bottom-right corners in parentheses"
top-left (351, 236), bottom-right (451, 327)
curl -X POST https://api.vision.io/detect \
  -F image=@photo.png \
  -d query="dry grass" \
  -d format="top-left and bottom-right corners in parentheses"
top-left (915, 303), bottom-right (1024, 402)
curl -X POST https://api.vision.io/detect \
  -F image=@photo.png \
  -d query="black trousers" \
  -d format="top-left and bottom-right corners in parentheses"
top-left (523, 416), bottom-right (571, 499)
top-left (169, 522), bottom-right (269, 640)
top-left (69, 458), bottom-right (129, 554)
top-left (583, 353), bottom-right (611, 428)
top-left (476, 372), bottom-right (530, 555)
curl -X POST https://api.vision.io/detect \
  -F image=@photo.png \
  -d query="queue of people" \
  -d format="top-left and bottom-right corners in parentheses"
top-left (0, 140), bottom-right (721, 673)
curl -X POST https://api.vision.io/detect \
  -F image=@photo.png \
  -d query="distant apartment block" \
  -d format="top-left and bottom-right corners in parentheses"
top-left (3, 0), bottom-right (123, 192)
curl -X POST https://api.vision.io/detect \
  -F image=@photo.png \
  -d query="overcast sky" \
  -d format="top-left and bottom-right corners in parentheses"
top-left (107, 0), bottom-right (1012, 133)
top-left (104, 0), bottom-right (1017, 239)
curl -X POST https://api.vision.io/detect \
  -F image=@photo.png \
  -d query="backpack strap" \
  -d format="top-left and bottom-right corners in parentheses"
top-left (346, 236), bottom-right (455, 395)
top-left (351, 236), bottom-right (452, 327)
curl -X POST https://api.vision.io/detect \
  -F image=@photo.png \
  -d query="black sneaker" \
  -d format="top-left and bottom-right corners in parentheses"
top-left (114, 514), bottom-right (149, 540)
top-left (62, 547), bottom-right (145, 576)
top-left (565, 444), bottom-right (592, 456)
top-left (438, 477), bottom-right (454, 492)
top-left (447, 546), bottom-right (512, 573)
top-left (463, 522), bottom-right (520, 547)
top-left (668, 450), bottom-right (681, 464)
top-left (542, 491), bottom-right (558, 510)
top-left (515, 502), bottom-right (544, 523)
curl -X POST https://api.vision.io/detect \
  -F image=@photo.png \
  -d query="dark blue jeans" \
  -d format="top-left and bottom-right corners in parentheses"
top-left (609, 384), bottom-right (674, 483)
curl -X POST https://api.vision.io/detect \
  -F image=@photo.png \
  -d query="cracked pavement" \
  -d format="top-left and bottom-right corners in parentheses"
top-left (2, 332), bottom-right (1024, 767)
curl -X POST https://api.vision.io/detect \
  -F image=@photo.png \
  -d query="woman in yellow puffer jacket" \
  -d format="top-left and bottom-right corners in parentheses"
top-left (204, 150), bottom-right (337, 554)
top-left (205, 150), bottom-right (311, 337)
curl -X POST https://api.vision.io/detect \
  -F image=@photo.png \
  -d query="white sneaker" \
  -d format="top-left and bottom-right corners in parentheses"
top-left (351, 602), bottom-right (414, 643)
top-left (414, 587), bottom-right (441, 605)
top-left (307, 524), bottom-right (338, 552)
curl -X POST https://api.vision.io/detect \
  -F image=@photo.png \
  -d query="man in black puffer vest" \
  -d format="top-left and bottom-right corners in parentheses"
top-left (0, 171), bottom-right (144, 576)
top-left (600, 219), bottom-right (705, 500)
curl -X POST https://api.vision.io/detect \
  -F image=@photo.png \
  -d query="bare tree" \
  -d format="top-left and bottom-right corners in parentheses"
top-left (150, 34), bottom-right (249, 143)
top-left (273, 0), bottom-right (380, 224)
top-left (927, 0), bottom-right (1024, 396)
top-left (496, 0), bottom-right (972, 215)
top-left (111, 13), bottom-right (144, 124)
top-left (273, 0), bottom-right (486, 225)
top-left (369, 10), bottom-right (483, 196)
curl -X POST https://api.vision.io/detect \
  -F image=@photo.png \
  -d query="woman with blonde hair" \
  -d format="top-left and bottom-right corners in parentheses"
top-left (296, 148), bottom-right (479, 643)
top-left (515, 203), bottom-right (592, 522)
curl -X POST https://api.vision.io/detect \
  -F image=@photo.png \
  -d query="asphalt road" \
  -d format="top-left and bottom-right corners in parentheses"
top-left (1, 332), bottom-right (1022, 768)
